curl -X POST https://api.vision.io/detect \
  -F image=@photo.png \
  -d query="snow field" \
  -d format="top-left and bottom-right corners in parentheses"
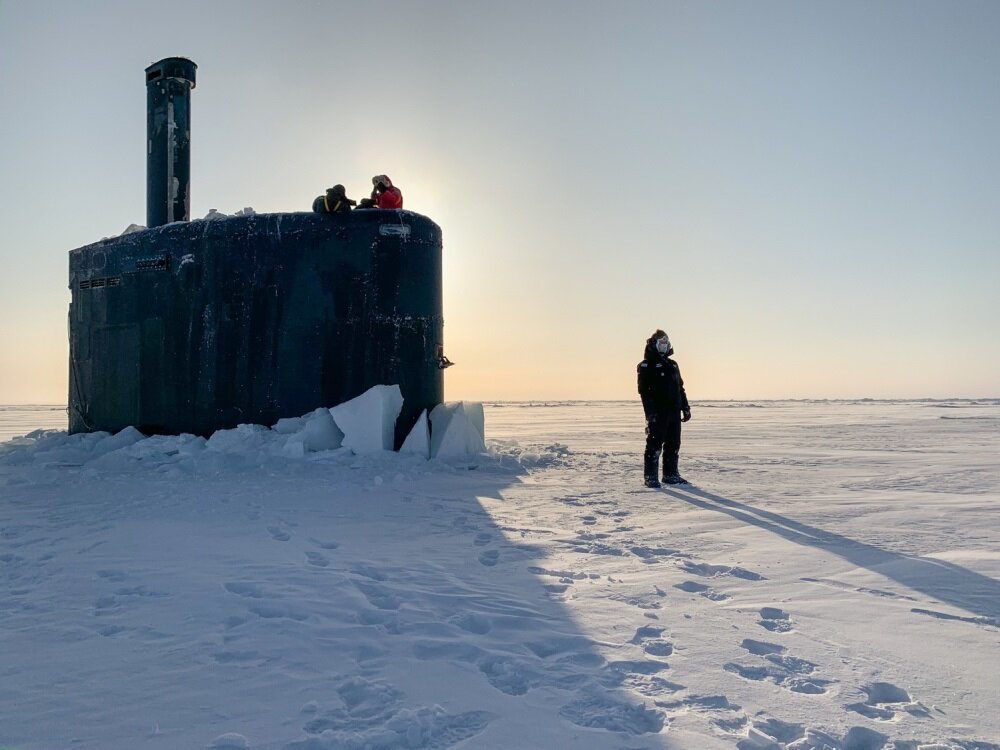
top-left (1, 400), bottom-right (998, 750)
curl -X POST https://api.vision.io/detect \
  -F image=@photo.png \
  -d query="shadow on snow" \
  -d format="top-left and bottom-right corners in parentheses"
top-left (674, 487), bottom-right (1000, 625)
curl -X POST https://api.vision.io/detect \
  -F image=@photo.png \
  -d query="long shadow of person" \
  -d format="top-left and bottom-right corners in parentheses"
top-left (671, 486), bottom-right (1000, 625)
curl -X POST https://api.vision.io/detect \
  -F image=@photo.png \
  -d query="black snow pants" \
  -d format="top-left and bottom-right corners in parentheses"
top-left (644, 412), bottom-right (681, 480)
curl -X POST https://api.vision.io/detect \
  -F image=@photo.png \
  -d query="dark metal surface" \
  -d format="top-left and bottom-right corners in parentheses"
top-left (145, 57), bottom-right (197, 228)
top-left (68, 210), bottom-right (444, 447)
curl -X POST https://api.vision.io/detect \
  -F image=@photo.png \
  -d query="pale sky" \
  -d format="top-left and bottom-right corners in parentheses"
top-left (1, 0), bottom-right (998, 403)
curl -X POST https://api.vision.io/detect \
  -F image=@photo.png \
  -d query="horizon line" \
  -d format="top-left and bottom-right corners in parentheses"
top-left (3, 397), bottom-right (999, 409)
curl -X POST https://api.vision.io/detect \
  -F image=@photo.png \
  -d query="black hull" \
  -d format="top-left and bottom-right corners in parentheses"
top-left (68, 210), bottom-right (444, 447)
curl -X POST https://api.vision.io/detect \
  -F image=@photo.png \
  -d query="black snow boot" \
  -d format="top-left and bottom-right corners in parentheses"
top-left (644, 449), bottom-right (661, 489)
top-left (662, 474), bottom-right (688, 485)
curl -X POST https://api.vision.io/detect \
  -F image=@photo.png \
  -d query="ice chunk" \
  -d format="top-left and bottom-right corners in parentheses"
top-left (330, 385), bottom-right (403, 454)
top-left (463, 402), bottom-right (485, 440)
top-left (206, 423), bottom-right (270, 453)
top-left (284, 407), bottom-right (344, 453)
top-left (400, 410), bottom-right (430, 459)
top-left (429, 402), bottom-right (486, 459)
top-left (92, 426), bottom-right (145, 457)
top-left (272, 416), bottom-right (306, 435)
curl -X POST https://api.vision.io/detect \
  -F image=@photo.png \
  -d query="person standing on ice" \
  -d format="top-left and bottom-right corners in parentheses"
top-left (637, 330), bottom-right (691, 488)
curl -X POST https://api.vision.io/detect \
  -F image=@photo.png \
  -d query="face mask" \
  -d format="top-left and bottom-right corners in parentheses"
top-left (655, 337), bottom-right (671, 355)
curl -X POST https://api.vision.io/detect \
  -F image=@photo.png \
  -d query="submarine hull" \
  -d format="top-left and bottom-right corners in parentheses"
top-left (68, 210), bottom-right (443, 447)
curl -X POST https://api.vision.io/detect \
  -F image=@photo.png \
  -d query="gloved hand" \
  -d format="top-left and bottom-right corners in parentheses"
top-left (645, 412), bottom-right (657, 426)
top-left (681, 408), bottom-right (691, 423)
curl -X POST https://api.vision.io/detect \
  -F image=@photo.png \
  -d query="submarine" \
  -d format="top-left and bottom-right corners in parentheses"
top-left (68, 58), bottom-right (445, 448)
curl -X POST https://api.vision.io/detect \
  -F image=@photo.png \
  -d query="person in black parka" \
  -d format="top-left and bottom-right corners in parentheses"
top-left (312, 184), bottom-right (357, 214)
top-left (637, 329), bottom-right (691, 488)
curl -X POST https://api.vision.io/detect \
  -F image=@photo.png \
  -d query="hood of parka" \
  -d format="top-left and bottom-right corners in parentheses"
top-left (645, 332), bottom-right (673, 360)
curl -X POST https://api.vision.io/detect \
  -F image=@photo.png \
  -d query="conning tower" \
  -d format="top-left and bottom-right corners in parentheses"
top-left (68, 58), bottom-right (445, 447)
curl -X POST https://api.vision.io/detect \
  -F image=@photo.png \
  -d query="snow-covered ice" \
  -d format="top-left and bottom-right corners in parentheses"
top-left (1, 400), bottom-right (998, 750)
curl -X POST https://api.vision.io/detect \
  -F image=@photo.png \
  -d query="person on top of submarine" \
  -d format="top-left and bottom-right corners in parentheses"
top-left (312, 184), bottom-right (356, 213)
top-left (637, 329), bottom-right (691, 488)
top-left (369, 174), bottom-right (403, 209)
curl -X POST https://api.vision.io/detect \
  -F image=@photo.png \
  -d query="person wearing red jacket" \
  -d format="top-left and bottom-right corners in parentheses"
top-left (371, 174), bottom-right (403, 209)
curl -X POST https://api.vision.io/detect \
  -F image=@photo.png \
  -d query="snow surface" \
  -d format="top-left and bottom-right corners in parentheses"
top-left (1, 400), bottom-right (999, 750)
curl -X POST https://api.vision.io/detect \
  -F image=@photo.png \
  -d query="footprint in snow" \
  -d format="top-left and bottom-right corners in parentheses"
top-left (473, 532), bottom-right (492, 546)
top-left (846, 681), bottom-right (929, 721)
top-left (674, 580), bottom-right (730, 601)
top-left (608, 591), bottom-right (664, 611)
top-left (267, 526), bottom-right (291, 542)
top-left (356, 609), bottom-right (402, 638)
top-left (0, 553), bottom-right (26, 569)
top-left (630, 545), bottom-right (684, 564)
top-left (740, 638), bottom-right (785, 656)
top-left (559, 691), bottom-right (665, 735)
top-left (527, 566), bottom-right (590, 582)
top-left (478, 549), bottom-right (499, 566)
top-left (349, 563), bottom-right (387, 581)
top-left (353, 580), bottom-right (400, 610)
top-left (305, 551), bottom-right (329, 567)
top-left (630, 625), bottom-right (674, 657)
top-left (740, 716), bottom-right (896, 750)
top-left (581, 515), bottom-right (598, 526)
top-left (738, 716), bottom-right (818, 748)
top-left (600, 659), bottom-right (672, 690)
top-left (478, 654), bottom-right (543, 695)
top-left (724, 648), bottom-right (834, 695)
top-left (542, 582), bottom-right (570, 594)
top-left (758, 606), bottom-right (794, 633)
top-left (450, 612), bottom-right (492, 634)
top-left (526, 566), bottom-right (594, 595)
top-left (563, 536), bottom-right (626, 556)
top-left (657, 694), bottom-right (747, 736)
top-left (308, 537), bottom-right (339, 550)
top-left (223, 581), bottom-right (266, 599)
top-left (298, 688), bottom-right (491, 750)
top-left (680, 560), bottom-right (765, 581)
